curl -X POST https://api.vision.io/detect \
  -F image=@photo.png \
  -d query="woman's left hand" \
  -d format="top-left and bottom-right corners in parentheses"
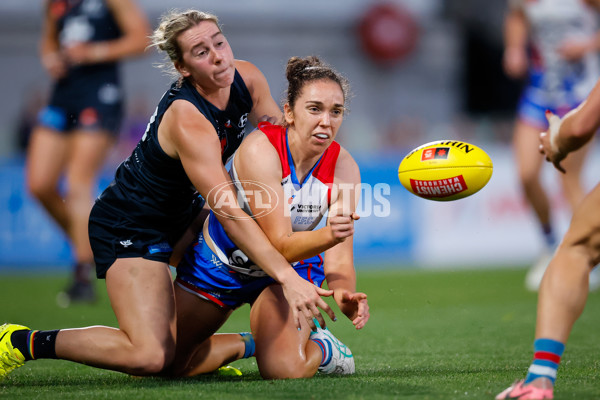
top-left (338, 290), bottom-right (369, 329)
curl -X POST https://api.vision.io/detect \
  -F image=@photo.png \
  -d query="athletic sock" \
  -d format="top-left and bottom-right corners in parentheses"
top-left (310, 337), bottom-right (332, 366)
top-left (74, 261), bottom-right (94, 284)
top-left (11, 329), bottom-right (59, 360)
top-left (240, 332), bottom-right (255, 359)
top-left (524, 338), bottom-right (565, 384)
top-left (541, 223), bottom-right (557, 248)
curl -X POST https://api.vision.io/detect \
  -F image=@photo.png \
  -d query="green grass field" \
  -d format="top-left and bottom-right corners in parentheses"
top-left (1, 267), bottom-right (599, 399)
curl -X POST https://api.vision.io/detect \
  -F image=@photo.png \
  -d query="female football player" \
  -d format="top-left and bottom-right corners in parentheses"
top-left (0, 10), bottom-right (335, 379)
top-left (168, 55), bottom-right (369, 379)
top-left (503, 0), bottom-right (600, 291)
top-left (497, 78), bottom-right (600, 400)
top-left (26, 0), bottom-right (150, 303)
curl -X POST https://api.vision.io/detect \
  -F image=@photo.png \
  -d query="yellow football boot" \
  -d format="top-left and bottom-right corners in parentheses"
top-left (0, 324), bottom-right (29, 380)
top-left (214, 365), bottom-right (242, 377)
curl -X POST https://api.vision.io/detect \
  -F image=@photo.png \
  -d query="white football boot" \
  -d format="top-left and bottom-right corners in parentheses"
top-left (310, 321), bottom-right (355, 375)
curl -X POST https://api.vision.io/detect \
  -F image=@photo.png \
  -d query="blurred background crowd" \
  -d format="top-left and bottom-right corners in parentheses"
top-left (0, 0), bottom-right (597, 273)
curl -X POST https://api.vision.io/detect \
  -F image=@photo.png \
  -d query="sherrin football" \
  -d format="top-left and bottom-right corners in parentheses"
top-left (398, 140), bottom-right (493, 201)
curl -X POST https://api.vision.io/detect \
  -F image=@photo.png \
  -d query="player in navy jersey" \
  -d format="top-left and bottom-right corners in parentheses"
top-left (166, 56), bottom-right (369, 379)
top-left (26, 0), bottom-right (150, 303)
top-left (0, 10), bottom-right (336, 379)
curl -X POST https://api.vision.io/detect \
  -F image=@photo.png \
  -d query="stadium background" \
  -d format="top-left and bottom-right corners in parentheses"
top-left (0, 0), bottom-right (598, 272)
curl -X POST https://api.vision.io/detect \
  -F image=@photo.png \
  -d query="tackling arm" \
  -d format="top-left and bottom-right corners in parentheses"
top-left (235, 60), bottom-right (284, 126)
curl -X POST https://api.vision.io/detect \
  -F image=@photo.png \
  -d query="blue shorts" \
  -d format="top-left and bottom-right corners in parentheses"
top-left (517, 69), bottom-right (584, 129)
top-left (175, 236), bottom-right (325, 309)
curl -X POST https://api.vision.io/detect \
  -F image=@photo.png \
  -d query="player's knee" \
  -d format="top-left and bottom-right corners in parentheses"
top-left (127, 343), bottom-right (176, 375)
top-left (64, 183), bottom-right (93, 204)
top-left (27, 178), bottom-right (55, 203)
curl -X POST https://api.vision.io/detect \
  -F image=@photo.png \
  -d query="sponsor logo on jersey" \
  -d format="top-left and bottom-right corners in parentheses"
top-left (79, 107), bottom-right (99, 127)
top-left (148, 242), bottom-right (172, 254)
top-left (291, 204), bottom-right (322, 213)
top-left (211, 254), bottom-right (223, 267)
top-left (237, 113), bottom-right (248, 129)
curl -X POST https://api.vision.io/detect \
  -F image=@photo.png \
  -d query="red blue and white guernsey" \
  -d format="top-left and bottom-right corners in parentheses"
top-left (176, 123), bottom-right (340, 307)
top-left (512, 0), bottom-right (600, 125)
top-left (233, 122), bottom-right (341, 232)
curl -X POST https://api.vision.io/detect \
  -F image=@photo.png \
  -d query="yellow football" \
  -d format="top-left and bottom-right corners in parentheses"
top-left (398, 140), bottom-right (493, 201)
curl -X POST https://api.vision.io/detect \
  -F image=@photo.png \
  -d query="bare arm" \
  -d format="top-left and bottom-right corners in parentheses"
top-left (160, 101), bottom-right (335, 330)
top-left (540, 79), bottom-right (600, 171)
top-left (40, 0), bottom-right (67, 79)
top-left (236, 60), bottom-right (284, 126)
top-left (63, 0), bottom-right (151, 65)
top-left (503, 6), bottom-right (529, 79)
top-left (322, 149), bottom-right (369, 329)
top-left (236, 134), bottom-right (367, 327)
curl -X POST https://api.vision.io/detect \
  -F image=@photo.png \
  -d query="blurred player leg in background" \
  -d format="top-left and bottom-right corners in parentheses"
top-left (25, 0), bottom-right (149, 304)
top-left (27, 118), bottom-right (115, 304)
top-left (513, 119), bottom-right (592, 291)
top-left (497, 75), bottom-right (600, 400)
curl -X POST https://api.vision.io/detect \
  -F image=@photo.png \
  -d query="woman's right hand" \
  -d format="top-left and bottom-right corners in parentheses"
top-left (328, 211), bottom-right (360, 244)
top-left (279, 270), bottom-right (336, 331)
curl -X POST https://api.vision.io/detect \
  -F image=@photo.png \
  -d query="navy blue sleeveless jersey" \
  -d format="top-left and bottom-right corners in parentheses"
top-left (40, 0), bottom-right (124, 134)
top-left (94, 72), bottom-right (253, 243)
top-left (50, 0), bottom-right (121, 90)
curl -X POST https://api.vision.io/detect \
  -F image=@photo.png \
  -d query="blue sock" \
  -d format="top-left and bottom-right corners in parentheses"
top-left (524, 338), bottom-right (565, 384)
top-left (240, 332), bottom-right (255, 358)
top-left (541, 224), bottom-right (557, 248)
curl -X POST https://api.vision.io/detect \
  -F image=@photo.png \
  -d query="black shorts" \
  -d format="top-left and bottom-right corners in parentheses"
top-left (89, 203), bottom-right (189, 279)
top-left (39, 80), bottom-right (123, 136)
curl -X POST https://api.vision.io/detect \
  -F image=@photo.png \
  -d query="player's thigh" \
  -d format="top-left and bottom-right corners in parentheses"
top-left (250, 284), bottom-right (312, 366)
top-left (512, 120), bottom-right (544, 179)
top-left (26, 126), bottom-right (69, 191)
top-left (562, 183), bottom-right (600, 264)
top-left (105, 258), bottom-right (176, 349)
top-left (66, 130), bottom-right (115, 185)
top-left (174, 284), bottom-right (232, 355)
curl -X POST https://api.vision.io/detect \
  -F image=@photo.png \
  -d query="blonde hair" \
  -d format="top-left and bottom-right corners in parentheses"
top-left (151, 9), bottom-right (221, 79)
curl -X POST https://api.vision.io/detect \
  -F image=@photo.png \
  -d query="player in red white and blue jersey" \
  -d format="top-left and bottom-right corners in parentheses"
top-left (497, 79), bottom-right (600, 400)
top-left (503, 0), bottom-right (600, 291)
top-left (169, 56), bottom-right (369, 379)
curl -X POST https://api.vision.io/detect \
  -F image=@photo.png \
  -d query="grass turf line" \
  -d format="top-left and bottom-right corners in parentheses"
top-left (0, 268), bottom-right (599, 399)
